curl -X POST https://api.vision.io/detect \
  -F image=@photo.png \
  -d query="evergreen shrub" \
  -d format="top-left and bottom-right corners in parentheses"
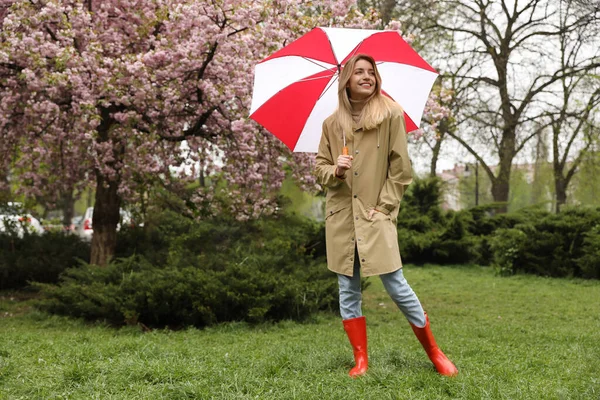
top-left (489, 228), bottom-right (528, 276)
top-left (0, 232), bottom-right (90, 290)
top-left (467, 206), bottom-right (549, 266)
top-left (577, 226), bottom-right (600, 279)
top-left (489, 208), bottom-right (600, 278)
top-left (397, 177), bottom-right (479, 264)
top-left (34, 213), bottom-right (337, 328)
top-left (397, 211), bottom-right (478, 265)
top-left (397, 179), bottom-right (600, 278)
top-left (467, 204), bottom-right (529, 236)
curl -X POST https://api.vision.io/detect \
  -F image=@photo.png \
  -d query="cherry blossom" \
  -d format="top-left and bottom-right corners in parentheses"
top-left (0, 0), bottom-right (448, 264)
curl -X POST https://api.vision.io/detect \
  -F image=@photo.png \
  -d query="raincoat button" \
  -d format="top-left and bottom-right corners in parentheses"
top-left (358, 238), bottom-right (362, 241)
top-left (354, 172), bottom-right (358, 176)
top-left (355, 150), bottom-right (359, 154)
top-left (351, 237), bottom-right (355, 241)
top-left (353, 195), bottom-right (357, 198)
top-left (361, 259), bottom-right (365, 262)
top-left (355, 216), bottom-right (358, 220)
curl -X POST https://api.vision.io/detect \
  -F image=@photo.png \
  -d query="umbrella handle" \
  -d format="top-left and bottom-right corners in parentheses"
top-left (342, 146), bottom-right (349, 156)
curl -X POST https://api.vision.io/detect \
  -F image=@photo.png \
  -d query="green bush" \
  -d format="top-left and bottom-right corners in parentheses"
top-left (397, 211), bottom-right (478, 265)
top-left (395, 178), bottom-right (480, 265)
top-left (401, 177), bottom-right (444, 217)
top-left (467, 204), bottom-right (530, 236)
top-left (0, 232), bottom-right (90, 290)
top-left (34, 214), bottom-right (338, 328)
top-left (489, 228), bottom-right (528, 276)
top-left (397, 181), bottom-right (600, 278)
top-left (114, 209), bottom-right (190, 266)
top-left (464, 207), bottom-right (544, 266)
top-left (577, 225), bottom-right (600, 279)
top-left (431, 211), bottom-right (479, 263)
top-left (489, 208), bottom-right (600, 278)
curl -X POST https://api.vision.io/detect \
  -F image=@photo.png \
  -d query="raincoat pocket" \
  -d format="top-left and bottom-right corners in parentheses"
top-left (325, 205), bottom-right (348, 221)
top-left (370, 209), bottom-right (392, 222)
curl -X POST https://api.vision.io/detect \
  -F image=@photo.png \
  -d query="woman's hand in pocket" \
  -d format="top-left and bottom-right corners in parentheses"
top-left (368, 208), bottom-right (380, 220)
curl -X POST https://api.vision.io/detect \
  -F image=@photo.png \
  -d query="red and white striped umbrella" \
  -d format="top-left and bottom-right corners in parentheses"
top-left (249, 27), bottom-right (439, 153)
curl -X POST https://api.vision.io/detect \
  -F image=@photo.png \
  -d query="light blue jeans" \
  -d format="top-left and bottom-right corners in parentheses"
top-left (338, 250), bottom-right (426, 327)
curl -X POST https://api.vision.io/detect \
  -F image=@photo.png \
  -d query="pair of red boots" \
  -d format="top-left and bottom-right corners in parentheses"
top-left (342, 313), bottom-right (458, 377)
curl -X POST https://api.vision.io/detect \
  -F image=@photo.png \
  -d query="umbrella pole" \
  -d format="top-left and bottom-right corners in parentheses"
top-left (343, 132), bottom-right (349, 155)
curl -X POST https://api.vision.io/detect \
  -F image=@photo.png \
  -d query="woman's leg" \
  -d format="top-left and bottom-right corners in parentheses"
top-left (338, 253), bottom-right (368, 377)
top-left (379, 268), bottom-right (426, 327)
top-left (337, 254), bottom-right (362, 319)
top-left (380, 268), bottom-right (458, 376)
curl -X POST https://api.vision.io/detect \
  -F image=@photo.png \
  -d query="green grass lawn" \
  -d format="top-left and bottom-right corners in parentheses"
top-left (1, 265), bottom-right (599, 399)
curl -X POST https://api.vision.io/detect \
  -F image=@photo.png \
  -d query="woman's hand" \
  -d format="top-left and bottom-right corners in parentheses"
top-left (336, 154), bottom-right (353, 177)
top-left (368, 209), bottom-right (379, 220)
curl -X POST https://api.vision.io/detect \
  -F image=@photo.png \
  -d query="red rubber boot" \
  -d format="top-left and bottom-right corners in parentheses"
top-left (410, 313), bottom-right (458, 377)
top-left (342, 316), bottom-right (368, 377)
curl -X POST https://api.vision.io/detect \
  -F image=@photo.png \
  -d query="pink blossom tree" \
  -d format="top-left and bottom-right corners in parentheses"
top-left (0, 0), bottom-right (446, 265)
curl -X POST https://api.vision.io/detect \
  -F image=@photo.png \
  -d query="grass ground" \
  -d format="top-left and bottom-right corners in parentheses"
top-left (1, 265), bottom-right (599, 399)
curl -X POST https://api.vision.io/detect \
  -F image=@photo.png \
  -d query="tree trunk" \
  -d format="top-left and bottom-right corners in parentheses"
top-left (555, 177), bottom-right (567, 213)
top-left (490, 128), bottom-right (516, 213)
top-left (90, 173), bottom-right (121, 265)
top-left (491, 179), bottom-right (509, 213)
top-left (61, 189), bottom-right (75, 228)
top-left (430, 134), bottom-right (443, 178)
top-left (380, 0), bottom-right (396, 26)
top-left (90, 105), bottom-right (123, 266)
top-left (430, 118), bottom-right (449, 178)
top-left (199, 168), bottom-right (205, 187)
top-left (532, 131), bottom-right (549, 206)
top-left (491, 157), bottom-right (512, 213)
top-left (0, 169), bottom-right (9, 203)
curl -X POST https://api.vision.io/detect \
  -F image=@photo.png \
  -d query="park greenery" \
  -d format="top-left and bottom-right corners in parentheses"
top-left (0, 0), bottom-right (451, 266)
top-left (3, 0), bottom-right (597, 267)
top-left (1, 265), bottom-right (599, 399)
top-left (1, 177), bottom-right (599, 330)
top-left (0, 0), bottom-right (597, 267)
top-left (0, 2), bottom-right (599, 395)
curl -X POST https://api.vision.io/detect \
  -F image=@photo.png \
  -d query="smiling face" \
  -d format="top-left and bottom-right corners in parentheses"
top-left (347, 59), bottom-right (376, 100)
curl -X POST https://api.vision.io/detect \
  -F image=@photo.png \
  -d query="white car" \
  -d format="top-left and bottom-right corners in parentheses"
top-left (75, 207), bottom-right (95, 241)
top-left (0, 213), bottom-right (44, 237)
top-left (75, 207), bottom-right (138, 241)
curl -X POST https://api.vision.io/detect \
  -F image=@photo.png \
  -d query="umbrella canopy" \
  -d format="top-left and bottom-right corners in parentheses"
top-left (249, 27), bottom-right (439, 153)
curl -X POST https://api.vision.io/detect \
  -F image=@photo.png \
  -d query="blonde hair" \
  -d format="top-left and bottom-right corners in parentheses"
top-left (331, 54), bottom-right (398, 141)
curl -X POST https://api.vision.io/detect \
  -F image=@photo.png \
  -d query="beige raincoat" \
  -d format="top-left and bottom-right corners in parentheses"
top-left (315, 106), bottom-right (413, 277)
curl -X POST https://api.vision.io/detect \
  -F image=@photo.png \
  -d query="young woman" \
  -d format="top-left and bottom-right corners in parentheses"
top-left (315, 54), bottom-right (458, 378)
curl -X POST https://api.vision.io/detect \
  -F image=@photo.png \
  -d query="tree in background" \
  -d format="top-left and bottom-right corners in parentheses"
top-left (573, 139), bottom-right (600, 207)
top-left (355, 0), bottom-right (457, 177)
top-left (419, 0), bottom-right (600, 211)
top-left (0, 0), bottom-right (369, 265)
top-left (457, 164), bottom-right (492, 209)
top-left (546, 3), bottom-right (600, 212)
top-left (419, 79), bottom-right (455, 178)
